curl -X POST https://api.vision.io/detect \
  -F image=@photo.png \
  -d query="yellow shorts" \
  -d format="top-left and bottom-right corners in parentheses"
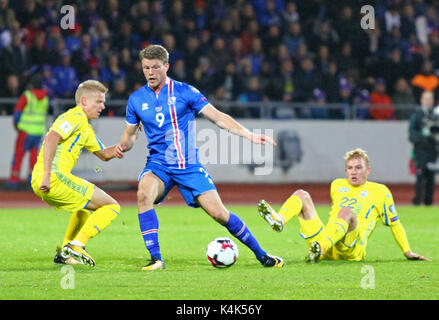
top-left (31, 171), bottom-right (95, 212)
top-left (298, 215), bottom-right (365, 261)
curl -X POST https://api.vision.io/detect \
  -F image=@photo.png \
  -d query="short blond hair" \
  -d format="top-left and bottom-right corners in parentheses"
top-left (344, 148), bottom-right (370, 168)
top-left (75, 80), bottom-right (108, 104)
top-left (138, 44), bottom-right (169, 64)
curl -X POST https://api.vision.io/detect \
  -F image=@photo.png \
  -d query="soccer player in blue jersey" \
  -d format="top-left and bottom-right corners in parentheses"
top-left (117, 45), bottom-right (284, 270)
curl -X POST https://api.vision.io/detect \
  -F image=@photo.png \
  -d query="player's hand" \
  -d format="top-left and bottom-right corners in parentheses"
top-left (114, 144), bottom-right (125, 158)
top-left (404, 251), bottom-right (430, 261)
top-left (249, 133), bottom-right (277, 146)
top-left (39, 175), bottom-right (51, 193)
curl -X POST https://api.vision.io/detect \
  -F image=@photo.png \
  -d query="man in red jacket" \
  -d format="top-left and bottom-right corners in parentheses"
top-left (8, 75), bottom-right (49, 189)
top-left (369, 78), bottom-right (395, 120)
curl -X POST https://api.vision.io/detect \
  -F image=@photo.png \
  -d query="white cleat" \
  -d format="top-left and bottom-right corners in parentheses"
top-left (257, 200), bottom-right (284, 232)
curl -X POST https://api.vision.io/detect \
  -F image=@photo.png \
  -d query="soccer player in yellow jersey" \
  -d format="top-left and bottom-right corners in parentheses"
top-left (31, 80), bottom-right (125, 266)
top-left (258, 148), bottom-right (430, 262)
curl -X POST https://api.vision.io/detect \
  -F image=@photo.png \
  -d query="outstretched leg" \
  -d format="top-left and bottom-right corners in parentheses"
top-left (198, 190), bottom-right (284, 268)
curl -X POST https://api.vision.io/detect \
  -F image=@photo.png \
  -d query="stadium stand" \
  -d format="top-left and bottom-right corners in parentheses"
top-left (0, 0), bottom-right (438, 119)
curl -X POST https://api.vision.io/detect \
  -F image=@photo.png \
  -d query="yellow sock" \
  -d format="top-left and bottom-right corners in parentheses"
top-left (74, 204), bottom-right (120, 246)
top-left (318, 217), bottom-right (349, 253)
top-left (278, 195), bottom-right (303, 224)
top-left (62, 209), bottom-right (91, 247)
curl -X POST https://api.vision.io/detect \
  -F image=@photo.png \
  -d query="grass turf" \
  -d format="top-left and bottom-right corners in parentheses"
top-left (0, 205), bottom-right (437, 300)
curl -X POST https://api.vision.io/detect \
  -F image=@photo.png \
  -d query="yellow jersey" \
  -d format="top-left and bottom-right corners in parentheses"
top-left (329, 178), bottom-right (400, 249)
top-left (33, 106), bottom-right (104, 176)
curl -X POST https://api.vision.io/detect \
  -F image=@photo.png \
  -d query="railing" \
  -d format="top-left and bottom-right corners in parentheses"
top-left (0, 97), bottom-right (419, 120)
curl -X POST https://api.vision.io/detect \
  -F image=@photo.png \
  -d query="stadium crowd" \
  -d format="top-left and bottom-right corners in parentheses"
top-left (1, 0), bottom-right (439, 119)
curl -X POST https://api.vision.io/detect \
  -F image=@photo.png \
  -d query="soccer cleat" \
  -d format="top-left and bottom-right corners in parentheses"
top-left (54, 246), bottom-right (81, 265)
top-left (62, 243), bottom-right (96, 266)
top-left (260, 254), bottom-right (285, 268)
top-left (257, 200), bottom-right (284, 232)
top-left (306, 241), bottom-right (322, 263)
top-left (141, 257), bottom-right (166, 271)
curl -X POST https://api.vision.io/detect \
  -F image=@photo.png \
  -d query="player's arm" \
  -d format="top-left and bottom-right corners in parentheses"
top-left (39, 130), bottom-right (62, 193)
top-left (390, 222), bottom-right (430, 261)
top-left (93, 144), bottom-right (124, 161)
top-left (201, 104), bottom-right (277, 146)
top-left (381, 189), bottom-right (430, 261)
top-left (119, 123), bottom-right (142, 153)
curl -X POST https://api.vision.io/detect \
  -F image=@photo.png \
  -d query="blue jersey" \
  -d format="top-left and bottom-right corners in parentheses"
top-left (126, 77), bottom-right (209, 169)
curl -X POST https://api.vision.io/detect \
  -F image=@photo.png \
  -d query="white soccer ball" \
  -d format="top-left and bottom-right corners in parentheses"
top-left (206, 237), bottom-right (239, 268)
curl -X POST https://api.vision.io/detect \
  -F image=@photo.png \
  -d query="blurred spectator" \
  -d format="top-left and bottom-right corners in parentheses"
top-left (240, 19), bottom-right (259, 54)
top-left (161, 33), bottom-right (183, 65)
top-left (247, 37), bottom-right (265, 74)
top-left (52, 50), bottom-right (78, 98)
top-left (336, 81), bottom-right (353, 120)
top-left (293, 56), bottom-right (322, 103)
top-left (354, 89), bottom-right (371, 120)
top-left (0, 0), bottom-right (16, 32)
top-left (337, 42), bottom-right (358, 74)
top-left (28, 31), bottom-right (48, 68)
top-left (0, 73), bottom-right (21, 115)
top-left (169, 59), bottom-right (186, 82)
top-left (113, 20), bottom-right (140, 53)
top-left (282, 1), bottom-right (299, 25)
top-left (0, 31), bottom-right (28, 77)
top-left (322, 59), bottom-right (341, 103)
top-left (369, 78), bottom-right (394, 120)
top-left (392, 77), bottom-right (416, 119)
top-left (310, 88), bottom-right (329, 119)
top-left (238, 75), bottom-right (263, 117)
top-left (16, 0), bottom-right (41, 29)
top-left (41, 64), bottom-right (57, 98)
top-left (207, 37), bottom-right (230, 73)
top-left (78, 0), bottom-right (100, 32)
top-left (64, 23), bottom-right (82, 52)
top-left (108, 78), bottom-right (128, 116)
top-left (310, 20), bottom-right (339, 52)
top-left (71, 33), bottom-right (95, 79)
top-left (100, 54), bottom-right (126, 90)
top-left (411, 60), bottom-right (439, 101)
top-left (193, 56), bottom-right (214, 94)
top-left (212, 61), bottom-right (242, 101)
top-left (283, 21), bottom-right (305, 56)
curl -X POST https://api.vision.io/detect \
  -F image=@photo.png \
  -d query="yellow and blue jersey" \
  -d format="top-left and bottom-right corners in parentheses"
top-left (329, 179), bottom-right (399, 249)
top-left (33, 105), bottom-right (104, 175)
top-left (125, 77), bottom-right (209, 169)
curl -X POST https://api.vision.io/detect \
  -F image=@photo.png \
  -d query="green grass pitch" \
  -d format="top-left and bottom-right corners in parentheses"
top-left (0, 205), bottom-right (437, 300)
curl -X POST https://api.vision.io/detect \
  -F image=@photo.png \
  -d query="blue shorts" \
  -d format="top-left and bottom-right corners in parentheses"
top-left (138, 161), bottom-right (217, 208)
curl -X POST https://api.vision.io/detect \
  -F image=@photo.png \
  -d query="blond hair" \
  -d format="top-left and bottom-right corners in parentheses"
top-left (75, 80), bottom-right (108, 104)
top-left (138, 44), bottom-right (169, 64)
top-left (344, 148), bottom-right (370, 168)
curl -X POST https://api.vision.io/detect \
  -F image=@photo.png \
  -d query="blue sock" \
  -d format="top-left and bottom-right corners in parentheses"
top-left (224, 212), bottom-right (266, 261)
top-left (138, 209), bottom-right (162, 261)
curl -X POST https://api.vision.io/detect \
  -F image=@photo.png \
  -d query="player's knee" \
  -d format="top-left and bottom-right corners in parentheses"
top-left (337, 207), bottom-right (356, 228)
top-left (209, 208), bottom-right (229, 224)
top-left (137, 188), bottom-right (155, 206)
top-left (293, 189), bottom-right (311, 203)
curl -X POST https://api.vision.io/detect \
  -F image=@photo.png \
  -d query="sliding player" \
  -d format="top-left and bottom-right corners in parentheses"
top-left (258, 148), bottom-right (429, 262)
